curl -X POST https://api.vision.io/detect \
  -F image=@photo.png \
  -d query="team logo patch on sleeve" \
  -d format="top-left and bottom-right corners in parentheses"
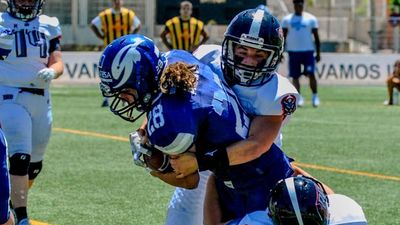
top-left (281, 94), bottom-right (297, 115)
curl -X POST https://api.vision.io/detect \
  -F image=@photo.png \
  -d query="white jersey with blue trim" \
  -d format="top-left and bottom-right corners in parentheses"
top-left (237, 194), bottom-right (367, 225)
top-left (0, 12), bottom-right (61, 88)
top-left (328, 194), bottom-right (367, 225)
top-left (193, 44), bottom-right (300, 147)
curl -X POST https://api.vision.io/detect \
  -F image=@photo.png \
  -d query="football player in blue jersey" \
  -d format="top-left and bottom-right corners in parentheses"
top-left (98, 34), bottom-right (295, 225)
top-left (0, 129), bottom-right (14, 225)
top-left (167, 8), bottom-right (301, 225)
top-left (0, 1), bottom-right (64, 224)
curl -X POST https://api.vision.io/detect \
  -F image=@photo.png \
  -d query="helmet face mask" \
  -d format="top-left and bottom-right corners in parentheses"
top-left (98, 34), bottom-right (164, 123)
top-left (222, 8), bottom-right (284, 86)
top-left (268, 176), bottom-right (330, 225)
top-left (104, 88), bottom-right (149, 122)
top-left (7, 0), bottom-right (44, 21)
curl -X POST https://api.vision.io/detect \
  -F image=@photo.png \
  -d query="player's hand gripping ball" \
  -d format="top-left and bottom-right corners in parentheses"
top-left (143, 148), bottom-right (173, 173)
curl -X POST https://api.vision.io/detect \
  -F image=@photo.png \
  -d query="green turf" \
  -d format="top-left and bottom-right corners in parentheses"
top-left (27, 85), bottom-right (399, 225)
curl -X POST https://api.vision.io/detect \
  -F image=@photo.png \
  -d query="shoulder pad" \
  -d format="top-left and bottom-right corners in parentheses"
top-left (39, 15), bottom-right (62, 39)
top-left (275, 74), bottom-right (299, 115)
top-left (39, 15), bottom-right (60, 27)
top-left (193, 44), bottom-right (221, 63)
top-left (328, 194), bottom-right (367, 224)
top-left (233, 74), bottom-right (299, 116)
top-left (0, 13), bottom-right (4, 24)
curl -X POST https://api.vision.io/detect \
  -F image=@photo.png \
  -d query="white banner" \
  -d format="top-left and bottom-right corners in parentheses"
top-left (54, 51), bottom-right (102, 84)
top-left (277, 53), bottom-right (398, 85)
top-left (55, 52), bottom-right (398, 86)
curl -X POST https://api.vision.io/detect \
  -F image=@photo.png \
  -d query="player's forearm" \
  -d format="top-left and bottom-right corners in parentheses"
top-left (227, 115), bottom-right (282, 165)
top-left (132, 24), bottom-right (141, 34)
top-left (48, 51), bottom-right (64, 78)
top-left (161, 37), bottom-right (172, 50)
top-left (90, 24), bottom-right (104, 40)
top-left (291, 163), bottom-right (335, 195)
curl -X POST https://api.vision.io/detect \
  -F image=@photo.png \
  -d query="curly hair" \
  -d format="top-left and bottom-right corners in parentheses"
top-left (160, 62), bottom-right (198, 94)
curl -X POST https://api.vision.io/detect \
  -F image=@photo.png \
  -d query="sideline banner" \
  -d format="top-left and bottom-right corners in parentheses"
top-left (55, 52), bottom-right (398, 86)
top-left (54, 52), bottom-right (102, 84)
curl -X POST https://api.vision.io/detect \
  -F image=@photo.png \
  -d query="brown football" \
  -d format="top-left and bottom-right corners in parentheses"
top-left (143, 148), bottom-right (173, 173)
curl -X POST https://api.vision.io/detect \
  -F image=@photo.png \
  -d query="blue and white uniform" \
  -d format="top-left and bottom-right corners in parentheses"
top-left (237, 194), bottom-right (367, 225)
top-left (194, 44), bottom-right (299, 147)
top-left (0, 12), bottom-right (61, 162)
top-left (0, 129), bottom-right (11, 224)
top-left (148, 50), bottom-right (294, 224)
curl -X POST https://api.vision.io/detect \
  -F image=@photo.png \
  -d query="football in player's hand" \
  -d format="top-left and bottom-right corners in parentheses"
top-left (144, 148), bottom-right (173, 173)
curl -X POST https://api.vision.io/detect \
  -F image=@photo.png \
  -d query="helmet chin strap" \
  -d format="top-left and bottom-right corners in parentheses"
top-left (285, 177), bottom-right (305, 225)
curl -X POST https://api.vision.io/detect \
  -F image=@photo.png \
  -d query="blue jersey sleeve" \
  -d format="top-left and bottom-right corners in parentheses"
top-left (0, 129), bottom-right (10, 224)
top-left (147, 94), bottom-right (202, 155)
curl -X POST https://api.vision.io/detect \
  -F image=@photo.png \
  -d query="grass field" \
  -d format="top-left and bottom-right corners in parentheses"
top-left (26, 85), bottom-right (400, 225)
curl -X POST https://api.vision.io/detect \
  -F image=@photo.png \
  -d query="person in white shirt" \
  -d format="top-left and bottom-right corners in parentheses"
top-left (281, 0), bottom-right (321, 107)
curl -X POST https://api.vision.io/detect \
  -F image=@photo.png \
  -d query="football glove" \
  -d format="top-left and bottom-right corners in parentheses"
top-left (129, 131), bottom-right (152, 168)
top-left (0, 25), bottom-right (13, 60)
top-left (37, 68), bottom-right (56, 82)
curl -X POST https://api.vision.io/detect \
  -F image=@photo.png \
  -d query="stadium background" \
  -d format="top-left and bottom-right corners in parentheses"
top-left (2, 0), bottom-right (398, 86)
top-left (0, 0), bottom-right (395, 52)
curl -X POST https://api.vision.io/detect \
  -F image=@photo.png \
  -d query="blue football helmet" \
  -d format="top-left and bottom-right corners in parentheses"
top-left (222, 8), bottom-right (284, 86)
top-left (268, 176), bottom-right (330, 225)
top-left (7, 0), bottom-right (45, 21)
top-left (98, 34), bottom-right (165, 122)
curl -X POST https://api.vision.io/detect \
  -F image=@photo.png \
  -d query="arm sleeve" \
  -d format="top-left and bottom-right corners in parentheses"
top-left (132, 15), bottom-right (141, 29)
top-left (39, 15), bottom-right (62, 39)
top-left (281, 17), bottom-right (289, 28)
top-left (311, 16), bottom-right (319, 29)
top-left (91, 16), bottom-right (103, 32)
top-left (49, 37), bottom-right (61, 53)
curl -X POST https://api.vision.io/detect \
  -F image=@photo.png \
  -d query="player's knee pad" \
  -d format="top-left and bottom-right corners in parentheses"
top-left (9, 153), bottom-right (31, 176)
top-left (28, 161), bottom-right (42, 180)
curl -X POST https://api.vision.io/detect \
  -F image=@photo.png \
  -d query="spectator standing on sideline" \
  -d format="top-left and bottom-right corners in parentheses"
top-left (90, 0), bottom-right (141, 107)
top-left (282, 0), bottom-right (321, 107)
top-left (385, 59), bottom-right (400, 105)
top-left (160, 1), bottom-right (209, 53)
top-left (0, 1), bottom-right (64, 224)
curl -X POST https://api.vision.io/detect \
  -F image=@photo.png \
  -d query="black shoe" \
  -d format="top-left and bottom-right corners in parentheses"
top-left (101, 99), bottom-right (109, 107)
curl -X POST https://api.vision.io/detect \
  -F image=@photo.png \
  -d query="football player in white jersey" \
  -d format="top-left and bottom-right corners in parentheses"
top-left (0, 1), bottom-right (64, 225)
top-left (235, 176), bottom-right (367, 225)
top-left (167, 9), bottom-right (300, 225)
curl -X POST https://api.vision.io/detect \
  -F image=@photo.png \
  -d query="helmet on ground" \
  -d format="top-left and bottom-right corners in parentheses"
top-left (98, 34), bottom-right (165, 122)
top-left (222, 8), bottom-right (283, 86)
top-left (268, 176), bottom-right (330, 225)
top-left (7, 0), bottom-right (45, 21)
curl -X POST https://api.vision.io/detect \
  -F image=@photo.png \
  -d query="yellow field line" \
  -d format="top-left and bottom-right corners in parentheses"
top-left (294, 162), bottom-right (400, 182)
top-left (31, 220), bottom-right (52, 225)
top-left (53, 127), bottom-right (129, 142)
top-left (53, 127), bottom-right (400, 182)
